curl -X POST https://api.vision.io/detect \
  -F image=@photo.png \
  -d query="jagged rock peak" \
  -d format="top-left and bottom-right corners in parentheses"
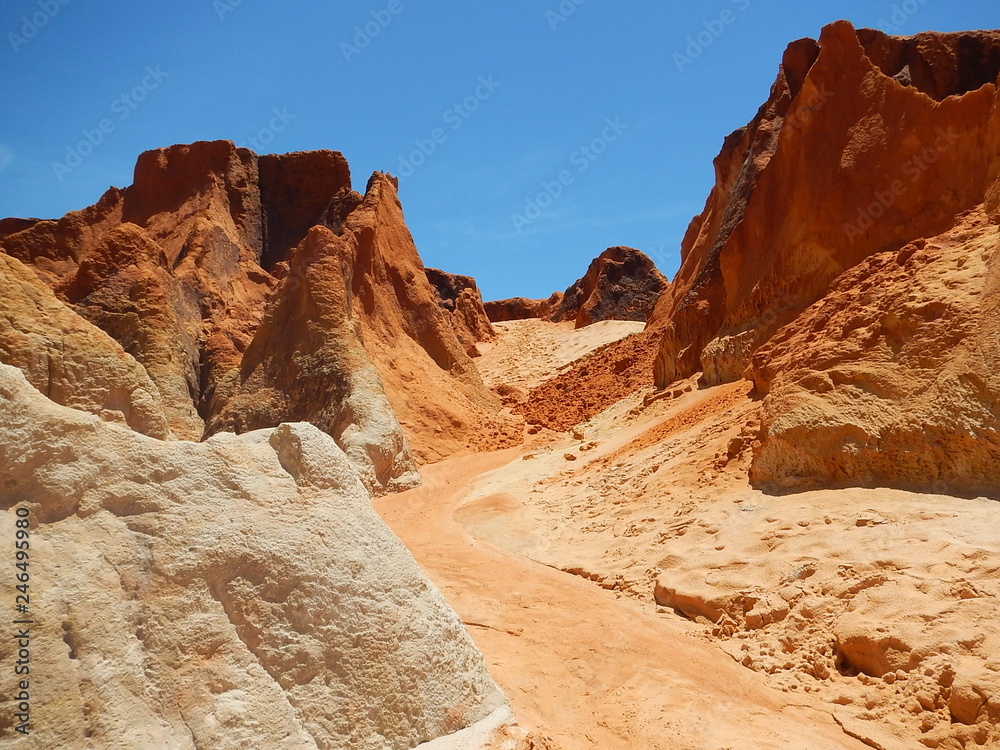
top-left (0, 141), bottom-right (522, 491)
top-left (485, 246), bottom-right (667, 329)
top-left (651, 21), bottom-right (1000, 389)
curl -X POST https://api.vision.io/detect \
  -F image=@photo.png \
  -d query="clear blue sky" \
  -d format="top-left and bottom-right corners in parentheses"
top-left (2, 1), bottom-right (996, 300)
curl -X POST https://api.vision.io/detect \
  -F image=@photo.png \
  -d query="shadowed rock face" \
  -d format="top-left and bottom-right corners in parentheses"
top-left (485, 247), bottom-right (666, 328)
top-left (0, 141), bottom-right (520, 489)
top-left (651, 22), bottom-right (1000, 389)
top-left (548, 247), bottom-right (668, 328)
top-left (484, 296), bottom-right (557, 323)
top-left (425, 268), bottom-right (497, 357)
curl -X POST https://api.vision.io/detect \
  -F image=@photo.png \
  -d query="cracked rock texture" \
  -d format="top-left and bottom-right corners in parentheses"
top-left (485, 247), bottom-right (666, 330)
top-left (547, 247), bottom-right (668, 329)
top-left (748, 209), bottom-right (1000, 496)
top-left (424, 268), bottom-right (497, 358)
top-left (0, 363), bottom-right (508, 750)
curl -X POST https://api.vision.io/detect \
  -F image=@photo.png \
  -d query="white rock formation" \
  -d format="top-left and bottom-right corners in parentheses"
top-left (0, 363), bottom-right (507, 749)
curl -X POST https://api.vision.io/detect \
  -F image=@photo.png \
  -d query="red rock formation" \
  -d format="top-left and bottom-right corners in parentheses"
top-left (517, 329), bottom-right (660, 431)
top-left (0, 141), bottom-right (520, 490)
top-left (548, 247), bottom-right (668, 328)
top-left (425, 267), bottom-right (497, 357)
top-left (651, 22), bottom-right (1000, 388)
top-left (205, 220), bottom-right (421, 493)
top-left (640, 22), bottom-right (1000, 495)
top-left (0, 253), bottom-right (172, 439)
top-left (484, 296), bottom-right (557, 323)
top-left (485, 247), bottom-right (666, 328)
top-left (327, 174), bottom-right (520, 462)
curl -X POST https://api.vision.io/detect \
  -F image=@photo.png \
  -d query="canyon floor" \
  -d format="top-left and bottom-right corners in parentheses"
top-left (378, 321), bottom-right (1000, 750)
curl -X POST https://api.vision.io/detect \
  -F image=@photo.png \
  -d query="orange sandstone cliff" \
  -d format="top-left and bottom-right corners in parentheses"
top-left (646, 21), bottom-right (1000, 496)
top-left (0, 141), bottom-right (520, 490)
top-left (652, 22), bottom-right (1000, 388)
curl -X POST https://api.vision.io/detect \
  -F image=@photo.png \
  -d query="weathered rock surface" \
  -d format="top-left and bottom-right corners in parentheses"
top-left (425, 268), bottom-right (497, 357)
top-left (0, 141), bottom-right (520, 487)
top-left (317, 174), bottom-right (519, 463)
top-left (547, 247), bottom-right (667, 329)
top-left (0, 253), bottom-right (171, 440)
top-left (485, 247), bottom-right (666, 330)
top-left (484, 296), bottom-right (558, 323)
top-left (206, 222), bottom-right (421, 494)
top-left (466, 319), bottom-right (1000, 747)
top-left (748, 208), bottom-right (1000, 496)
top-left (652, 22), bottom-right (1000, 389)
top-left (0, 363), bottom-right (509, 749)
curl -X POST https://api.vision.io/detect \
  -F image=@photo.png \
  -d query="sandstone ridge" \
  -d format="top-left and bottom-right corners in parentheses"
top-left (646, 22), bottom-right (1000, 496)
top-left (0, 141), bottom-right (521, 490)
top-left (651, 22), bottom-right (1000, 389)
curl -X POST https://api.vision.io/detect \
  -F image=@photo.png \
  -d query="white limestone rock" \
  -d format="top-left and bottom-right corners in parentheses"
top-left (0, 364), bottom-right (507, 749)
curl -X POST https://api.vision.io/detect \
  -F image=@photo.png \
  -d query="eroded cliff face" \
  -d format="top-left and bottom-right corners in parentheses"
top-left (0, 141), bottom-right (520, 488)
top-left (651, 21), bottom-right (1000, 389)
top-left (0, 253), bottom-right (172, 440)
top-left (747, 209), bottom-right (1000, 496)
top-left (424, 268), bottom-right (497, 358)
top-left (0, 363), bottom-right (509, 750)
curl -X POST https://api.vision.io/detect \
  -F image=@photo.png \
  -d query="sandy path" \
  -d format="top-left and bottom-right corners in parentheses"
top-left (375, 451), bottom-right (868, 750)
top-left (476, 319), bottom-right (645, 390)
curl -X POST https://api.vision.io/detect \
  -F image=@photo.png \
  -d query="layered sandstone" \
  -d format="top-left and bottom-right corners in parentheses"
top-left (0, 141), bottom-right (520, 486)
top-left (651, 22), bottom-right (1000, 388)
top-left (747, 209), bottom-right (1000, 496)
top-left (0, 253), bottom-right (172, 440)
top-left (0, 363), bottom-right (509, 749)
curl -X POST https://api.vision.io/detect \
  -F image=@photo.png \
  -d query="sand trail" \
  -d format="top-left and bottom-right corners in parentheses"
top-left (376, 451), bottom-right (868, 750)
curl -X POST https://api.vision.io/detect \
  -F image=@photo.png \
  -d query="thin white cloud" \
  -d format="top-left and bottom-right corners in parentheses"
top-left (0, 145), bottom-right (12, 171)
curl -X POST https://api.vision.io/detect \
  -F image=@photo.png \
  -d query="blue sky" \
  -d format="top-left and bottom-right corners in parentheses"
top-left (2, 1), bottom-right (997, 300)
